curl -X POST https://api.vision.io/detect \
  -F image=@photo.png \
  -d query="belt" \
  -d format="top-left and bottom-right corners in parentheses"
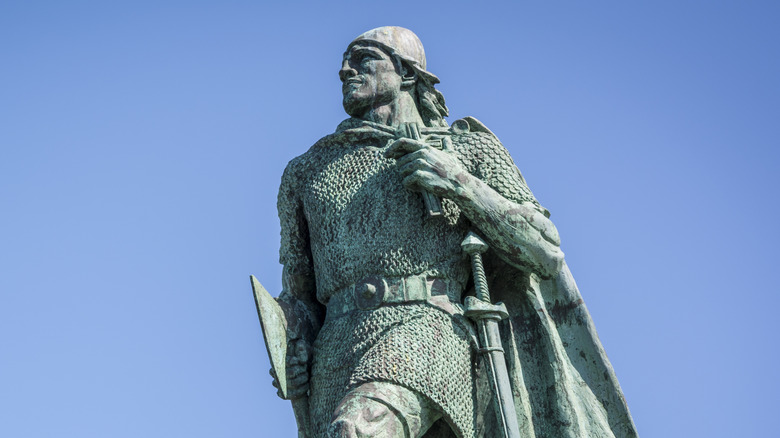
top-left (326, 275), bottom-right (463, 320)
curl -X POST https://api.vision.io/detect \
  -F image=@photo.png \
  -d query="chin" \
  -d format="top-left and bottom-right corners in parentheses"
top-left (342, 97), bottom-right (367, 118)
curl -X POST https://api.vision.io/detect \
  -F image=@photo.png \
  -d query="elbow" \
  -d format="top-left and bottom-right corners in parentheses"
top-left (537, 245), bottom-right (565, 279)
top-left (502, 239), bottom-right (564, 279)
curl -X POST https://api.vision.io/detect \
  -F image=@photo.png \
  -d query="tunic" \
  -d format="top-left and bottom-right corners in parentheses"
top-left (278, 118), bottom-right (542, 437)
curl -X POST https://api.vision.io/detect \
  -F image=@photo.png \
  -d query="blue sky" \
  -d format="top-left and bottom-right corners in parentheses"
top-left (2, 1), bottom-right (778, 437)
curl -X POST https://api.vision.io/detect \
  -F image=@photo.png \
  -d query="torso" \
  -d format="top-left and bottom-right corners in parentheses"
top-left (297, 134), bottom-right (472, 304)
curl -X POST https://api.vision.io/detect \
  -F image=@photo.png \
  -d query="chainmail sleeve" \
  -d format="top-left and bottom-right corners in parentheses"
top-left (278, 157), bottom-right (315, 282)
top-left (450, 127), bottom-right (560, 277)
top-left (452, 131), bottom-right (549, 217)
top-left (276, 155), bottom-right (325, 344)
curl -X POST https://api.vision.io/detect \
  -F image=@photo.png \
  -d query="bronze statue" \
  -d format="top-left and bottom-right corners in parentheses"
top-left (252, 26), bottom-right (638, 438)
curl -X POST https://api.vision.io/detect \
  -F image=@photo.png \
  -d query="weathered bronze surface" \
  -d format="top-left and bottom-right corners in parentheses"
top-left (252, 26), bottom-right (638, 438)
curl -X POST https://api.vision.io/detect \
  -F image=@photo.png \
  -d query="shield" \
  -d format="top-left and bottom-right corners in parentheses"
top-left (250, 275), bottom-right (290, 397)
top-left (250, 275), bottom-right (311, 437)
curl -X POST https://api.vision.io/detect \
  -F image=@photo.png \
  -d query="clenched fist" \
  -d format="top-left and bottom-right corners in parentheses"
top-left (270, 338), bottom-right (311, 400)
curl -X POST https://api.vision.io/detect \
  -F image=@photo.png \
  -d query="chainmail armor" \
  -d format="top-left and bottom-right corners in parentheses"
top-left (278, 118), bottom-right (544, 437)
top-left (278, 121), bottom-right (544, 303)
top-left (310, 304), bottom-right (478, 438)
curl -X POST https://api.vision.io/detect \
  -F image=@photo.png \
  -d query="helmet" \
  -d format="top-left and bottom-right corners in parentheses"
top-left (348, 26), bottom-right (440, 85)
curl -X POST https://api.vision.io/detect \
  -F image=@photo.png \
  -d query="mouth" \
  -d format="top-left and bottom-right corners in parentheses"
top-left (344, 77), bottom-right (362, 85)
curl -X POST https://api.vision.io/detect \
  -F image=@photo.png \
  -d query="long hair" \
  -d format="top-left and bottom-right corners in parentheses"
top-left (386, 50), bottom-right (449, 128)
top-left (415, 76), bottom-right (449, 128)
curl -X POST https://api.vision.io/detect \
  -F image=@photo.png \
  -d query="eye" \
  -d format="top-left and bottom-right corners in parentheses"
top-left (353, 51), bottom-right (380, 64)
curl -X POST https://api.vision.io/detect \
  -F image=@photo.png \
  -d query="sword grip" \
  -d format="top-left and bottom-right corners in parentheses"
top-left (470, 252), bottom-right (490, 302)
top-left (422, 191), bottom-right (443, 217)
top-left (402, 122), bottom-right (443, 218)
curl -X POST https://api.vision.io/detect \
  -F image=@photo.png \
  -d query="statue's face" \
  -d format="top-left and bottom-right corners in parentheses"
top-left (340, 43), bottom-right (403, 117)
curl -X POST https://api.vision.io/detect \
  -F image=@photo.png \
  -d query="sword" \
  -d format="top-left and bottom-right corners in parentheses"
top-left (461, 232), bottom-right (522, 438)
top-left (250, 275), bottom-right (311, 438)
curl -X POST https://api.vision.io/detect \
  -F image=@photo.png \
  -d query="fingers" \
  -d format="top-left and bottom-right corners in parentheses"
top-left (287, 384), bottom-right (309, 400)
top-left (270, 362), bottom-right (310, 400)
top-left (397, 151), bottom-right (448, 184)
top-left (295, 339), bottom-right (309, 363)
top-left (402, 171), bottom-right (434, 192)
top-left (395, 149), bottom-right (428, 169)
top-left (288, 362), bottom-right (307, 380)
top-left (288, 341), bottom-right (310, 366)
top-left (282, 365), bottom-right (310, 400)
top-left (396, 150), bottom-right (445, 179)
top-left (269, 339), bottom-right (312, 400)
top-left (288, 370), bottom-right (309, 387)
top-left (396, 148), bottom-right (455, 177)
top-left (385, 138), bottom-right (426, 159)
top-left (402, 169), bottom-right (456, 198)
top-left (399, 160), bottom-right (431, 181)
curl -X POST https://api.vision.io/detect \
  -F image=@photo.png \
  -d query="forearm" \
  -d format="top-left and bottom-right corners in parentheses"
top-left (277, 268), bottom-right (323, 342)
top-left (386, 136), bottom-right (564, 276)
top-left (452, 174), bottom-right (564, 277)
top-left (272, 269), bottom-right (320, 400)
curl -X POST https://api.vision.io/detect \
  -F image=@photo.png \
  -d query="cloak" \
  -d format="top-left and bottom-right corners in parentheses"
top-left (484, 253), bottom-right (638, 438)
top-left (463, 117), bottom-right (638, 438)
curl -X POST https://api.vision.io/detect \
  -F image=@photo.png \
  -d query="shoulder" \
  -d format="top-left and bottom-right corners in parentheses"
top-left (449, 117), bottom-right (518, 170)
top-left (281, 132), bottom-right (331, 183)
top-left (283, 120), bottom-right (361, 179)
top-left (449, 117), bottom-right (508, 154)
top-left (450, 117), bottom-right (549, 216)
top-left (455, 116), bottom-right (499, 138)
top-left (281, 154), bottom-right (308, 185)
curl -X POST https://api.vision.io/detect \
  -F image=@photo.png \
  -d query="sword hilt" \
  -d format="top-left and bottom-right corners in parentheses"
top-left (401, 122), bottom-right (443, 218)
top-left (464, 296), bottom-right (509, 322)
top-left (461, 232), bottom-right (490, 302)
top-left (460, 233), bottom-right (522, 438)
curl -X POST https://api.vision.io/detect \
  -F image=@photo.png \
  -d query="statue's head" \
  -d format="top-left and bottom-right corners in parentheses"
top-left (339, 26), bottom-right (449, 127)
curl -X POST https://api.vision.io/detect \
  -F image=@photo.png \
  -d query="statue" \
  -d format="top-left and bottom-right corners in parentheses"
top-left (251, 26), bottom-right (639, 438)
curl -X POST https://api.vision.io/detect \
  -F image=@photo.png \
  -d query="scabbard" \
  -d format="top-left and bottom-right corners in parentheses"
top-left (462, 232), bottom-right (523, 438)
top-left (476, 318), bottom-right (521, 438)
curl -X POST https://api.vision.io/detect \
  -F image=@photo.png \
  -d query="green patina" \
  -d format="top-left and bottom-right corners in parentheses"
top-left (251, 26), bottom-right (638, 438)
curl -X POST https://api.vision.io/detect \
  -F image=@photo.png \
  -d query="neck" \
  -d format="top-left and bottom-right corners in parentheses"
top-left (360, 92), bottom-right (424, 127)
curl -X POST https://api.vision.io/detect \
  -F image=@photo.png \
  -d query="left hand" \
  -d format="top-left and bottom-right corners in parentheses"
top-left (385, 137), bottom-right (471, 199)
top-left (270, 338), bottom-right (311, 400)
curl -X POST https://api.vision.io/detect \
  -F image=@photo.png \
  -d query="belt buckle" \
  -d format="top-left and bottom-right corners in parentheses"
top-left (354, 276), bottom-right (387, 310)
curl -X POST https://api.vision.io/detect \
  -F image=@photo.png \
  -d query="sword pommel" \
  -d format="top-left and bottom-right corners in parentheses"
top-left (461, 232), bottom-right (488, 255)
top-left (462, 232), bottom-right (490, 302)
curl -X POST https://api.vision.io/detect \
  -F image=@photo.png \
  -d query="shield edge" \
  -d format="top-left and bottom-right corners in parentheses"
top-left (250, 275), bottom-right (289, 399)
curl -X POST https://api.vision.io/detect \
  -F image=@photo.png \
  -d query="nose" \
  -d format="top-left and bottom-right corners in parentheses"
top-left (339, 59), bottom-right (357, 82)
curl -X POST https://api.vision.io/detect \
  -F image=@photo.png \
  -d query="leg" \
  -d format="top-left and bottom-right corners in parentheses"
top-left (327, 382), bottom-right (442, 438)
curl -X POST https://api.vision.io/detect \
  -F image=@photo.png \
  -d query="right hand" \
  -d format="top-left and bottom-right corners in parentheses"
top-left (270, 338), bottom-right (310, 400)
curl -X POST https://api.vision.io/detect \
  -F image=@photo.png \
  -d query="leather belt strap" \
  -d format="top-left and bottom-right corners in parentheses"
top-left (326, 275), bottom-right (463, 320)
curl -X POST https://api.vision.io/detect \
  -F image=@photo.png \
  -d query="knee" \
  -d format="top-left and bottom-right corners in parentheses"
top-left (327, 395), bottom-right (406, 438)
top-left (327, 417), bottom-right (357, 438)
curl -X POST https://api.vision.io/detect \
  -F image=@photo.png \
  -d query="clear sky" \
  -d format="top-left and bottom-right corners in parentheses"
top-left (2, 1), bottom-right (778, 437)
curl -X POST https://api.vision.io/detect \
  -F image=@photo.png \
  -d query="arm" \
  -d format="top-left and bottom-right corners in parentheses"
top-left (277, 159), bottom-right (324, 337)
top-left (276, 266), bottom-right (322, 349)
top-left (449, 174), bottom-right (563, 277)
top-left (387, 135), bottom-right (564, 278)
top-left (273, 160), bottom-right (324, 399)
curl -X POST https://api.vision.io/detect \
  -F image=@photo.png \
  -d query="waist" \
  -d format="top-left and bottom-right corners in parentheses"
top-left (326, 274), bottom-right (463, 320)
